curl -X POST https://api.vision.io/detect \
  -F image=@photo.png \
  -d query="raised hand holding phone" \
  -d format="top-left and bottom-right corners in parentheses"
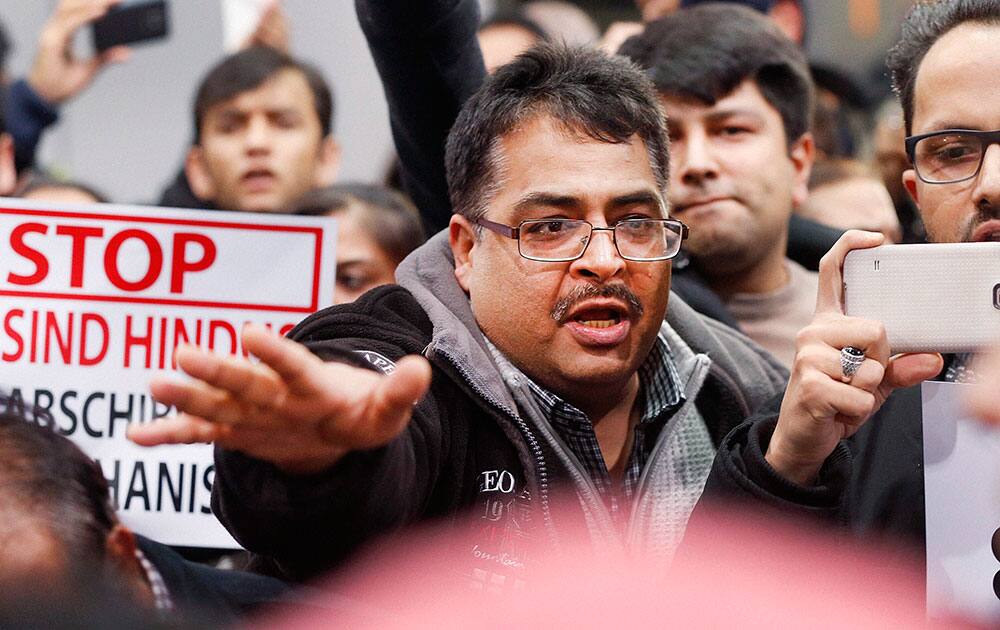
top-left (765, 231), bottom-right (944, 485)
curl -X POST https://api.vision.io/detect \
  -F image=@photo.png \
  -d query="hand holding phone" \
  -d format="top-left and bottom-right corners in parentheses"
top-left (28, 0), bottom-right (133, 105)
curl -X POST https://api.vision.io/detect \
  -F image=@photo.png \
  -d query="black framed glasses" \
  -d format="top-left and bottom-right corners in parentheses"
top-left (905, 128), bottom-right (1000, 184)
top-left (475, 216), bottom-right (689, 262)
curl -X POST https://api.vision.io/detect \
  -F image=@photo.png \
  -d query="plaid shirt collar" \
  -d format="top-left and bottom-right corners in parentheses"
top-left (485, 333), bottom-right (685, 516)
top-left (136, 547), bottom-right (174, 613)
top-left (518, 335), bottom-right (684, 425)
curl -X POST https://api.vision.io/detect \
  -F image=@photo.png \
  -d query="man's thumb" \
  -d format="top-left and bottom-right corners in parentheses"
top-left (885, 352), bottom-right (944, 390)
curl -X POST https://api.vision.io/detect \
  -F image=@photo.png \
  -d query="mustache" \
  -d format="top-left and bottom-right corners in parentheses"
top-left (960, 201), bottom-right (1000, 241)
top-left (550, 284), bottom-right (644, 323)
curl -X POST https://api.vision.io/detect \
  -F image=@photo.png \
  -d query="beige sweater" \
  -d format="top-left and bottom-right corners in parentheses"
top-left (724, 260), bottom-right (819, 369)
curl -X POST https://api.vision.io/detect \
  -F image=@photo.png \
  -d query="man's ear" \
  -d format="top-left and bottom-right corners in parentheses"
top-left (185, 146), bottom-right (217, 202)
top-left (450, 214), bottom-right (477, 292)
top-left (0, 134), bottom-right (16, 196)
top-left (902, 168), bottom-right (920, 207)
top-left (789, 132), bottom-right (816, 209)
top-left (105, 524), bottom-right (139, 571)
top-left (768, 0), bottom-right (805, 44)
top-left (314, 136), bottom-right (342, 187)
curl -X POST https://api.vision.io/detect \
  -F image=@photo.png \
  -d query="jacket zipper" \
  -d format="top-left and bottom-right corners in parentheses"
top-left (433, 348), bottom-right (557, 546)
top-left (625, 354), bottom-right (711, 544)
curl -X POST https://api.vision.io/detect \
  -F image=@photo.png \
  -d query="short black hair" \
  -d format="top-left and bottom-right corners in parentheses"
top-left (192, 46), bottom-right (334, 144)
top-left (619, 3), bottom-right (814, 146)
top-left (293, 183), bottom-right (426, 263)
top-left (887, 0), bottom-right (1000, 135)
top-left (444, 43), bottom-right (669, 223)
top-left (0, 410), bottom-right (116, 568)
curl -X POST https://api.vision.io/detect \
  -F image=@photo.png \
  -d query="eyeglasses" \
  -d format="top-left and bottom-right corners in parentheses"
top-left (905, 128), bottom-right (1000, 184)
top-left (475, 216), bottom-right (689, 262)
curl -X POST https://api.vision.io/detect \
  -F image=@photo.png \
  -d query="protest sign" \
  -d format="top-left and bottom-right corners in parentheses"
top-left (923, 380), bottom-right (1000, 624)
top-left (0, 198), bottom-right (336, 548)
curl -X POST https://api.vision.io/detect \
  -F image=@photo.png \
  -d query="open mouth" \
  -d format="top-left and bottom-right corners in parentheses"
top-left (573, 308), bottom-right (624, 329)
top-left (563, 303), bottom-right (632, 347)
top-left (241, 169), bottom-right (277, 190)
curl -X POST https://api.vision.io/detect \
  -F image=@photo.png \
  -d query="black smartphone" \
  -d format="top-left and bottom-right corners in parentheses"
top-left (92, 0), bottom-right (170, 52)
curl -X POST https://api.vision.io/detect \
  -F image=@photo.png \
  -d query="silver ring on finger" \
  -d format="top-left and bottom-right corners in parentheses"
top-left (840, 346), bottom-right (866, 381)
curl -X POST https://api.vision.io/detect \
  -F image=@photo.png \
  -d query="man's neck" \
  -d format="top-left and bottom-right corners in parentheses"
top-left (567, 374), bottom-right (641, 475)
top-left (706, 245), bottom-right (791, 299)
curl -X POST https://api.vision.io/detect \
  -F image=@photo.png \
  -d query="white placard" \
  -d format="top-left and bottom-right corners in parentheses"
top-left (0, 198), bottom-right (336, 548)
top-left (923, 380), bottom-right (1000, 623)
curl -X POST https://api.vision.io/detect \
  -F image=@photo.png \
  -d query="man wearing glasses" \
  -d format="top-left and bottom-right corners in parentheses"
top-left (130, 43), bottom-right (786, 583)
top-left (704, 0), bottom-right (1000, 551)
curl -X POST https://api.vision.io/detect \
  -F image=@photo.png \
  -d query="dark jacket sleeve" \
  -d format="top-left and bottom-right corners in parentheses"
top-left (4, 79), bottom-right (60, 172)
top-left (700, 384), bottom-right (927, 551)
top-left (210, 287), bottom-right (454, 581)
top-left (355, 0), bottom-right (485, 235)
top-left (700, 390), bottom-right (852, 522)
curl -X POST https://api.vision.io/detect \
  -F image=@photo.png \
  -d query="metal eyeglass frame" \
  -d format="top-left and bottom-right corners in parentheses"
top-left (474, 216), bottom-right (689, 262)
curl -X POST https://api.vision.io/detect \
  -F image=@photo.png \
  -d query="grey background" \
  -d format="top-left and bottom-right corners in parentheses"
top-left (2, 1), bottom-right (393, 205)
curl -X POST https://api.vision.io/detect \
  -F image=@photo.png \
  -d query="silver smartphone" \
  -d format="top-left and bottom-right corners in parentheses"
top-left (843, 243), bottom-right (1000, 354)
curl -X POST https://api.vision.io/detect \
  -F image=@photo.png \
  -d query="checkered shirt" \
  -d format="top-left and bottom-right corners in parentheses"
top-left (136, 547), bottom-right (175, 613)
top-left (486, 335), bottom-right (684, 521)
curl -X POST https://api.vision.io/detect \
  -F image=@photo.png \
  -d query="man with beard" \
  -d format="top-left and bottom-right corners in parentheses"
top-left (619, 5), bottom-right (818, 367)
top-left (130, 42), bottom-right (787, 583)
top-left (704, 0), bottom-right (1000, 551)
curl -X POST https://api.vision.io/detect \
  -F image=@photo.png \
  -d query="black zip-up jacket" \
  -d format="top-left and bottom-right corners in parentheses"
top-left (212, 234), bottom-right (788, 582)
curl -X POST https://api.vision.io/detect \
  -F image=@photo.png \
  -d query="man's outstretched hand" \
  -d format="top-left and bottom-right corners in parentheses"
top-left (128, 324), bottom-right (432, 475)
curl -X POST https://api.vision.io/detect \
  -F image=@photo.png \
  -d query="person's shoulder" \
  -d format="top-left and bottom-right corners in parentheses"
top-left (288, 285), bottom-right (434, 366)
top-left (136, 536), bottom-right (291, 616)
top-left (668, 292), bottom-right (788, 391)
top-left (291, 285), bottom-right (430, 341)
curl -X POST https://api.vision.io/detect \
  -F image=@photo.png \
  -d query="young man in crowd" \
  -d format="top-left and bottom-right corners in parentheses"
top-left (705, 0), bottom-right (1000, 550)
top-left (161, 46), bottom-right (340, 213)
top-left (130, 43), bottom-right (787, 584)
top-left (619, 4), bottom-right (817, 367)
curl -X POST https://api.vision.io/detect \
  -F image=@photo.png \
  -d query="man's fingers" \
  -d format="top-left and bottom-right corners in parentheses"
top-left (54, 0), bottom-right (120, 36)
top-left (797, 316), bottom-right (891, 367)
top-left (240, 324), bottom-right (326, 394)
top-left (99, 46), bottom-right (132, 66)
top-left (175, 344), bottom-right (286, 409)
top-left (127, 414), bottom-right (225, 446)
top-left (149, 377), bottom-right (262, 424)
top-left (320, 355), bottom-right (432, 449)
top-left (815, 230), bottom-right (884, 315)
top-left (883, 352), bottom-right (943, 391)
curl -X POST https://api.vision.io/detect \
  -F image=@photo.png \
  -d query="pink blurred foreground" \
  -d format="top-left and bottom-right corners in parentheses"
top-left (256, 501), bottom-right (980, 629)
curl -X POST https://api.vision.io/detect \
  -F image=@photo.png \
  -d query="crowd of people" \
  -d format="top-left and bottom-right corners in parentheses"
top-left (1, 0), bottom-right (999, 626)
